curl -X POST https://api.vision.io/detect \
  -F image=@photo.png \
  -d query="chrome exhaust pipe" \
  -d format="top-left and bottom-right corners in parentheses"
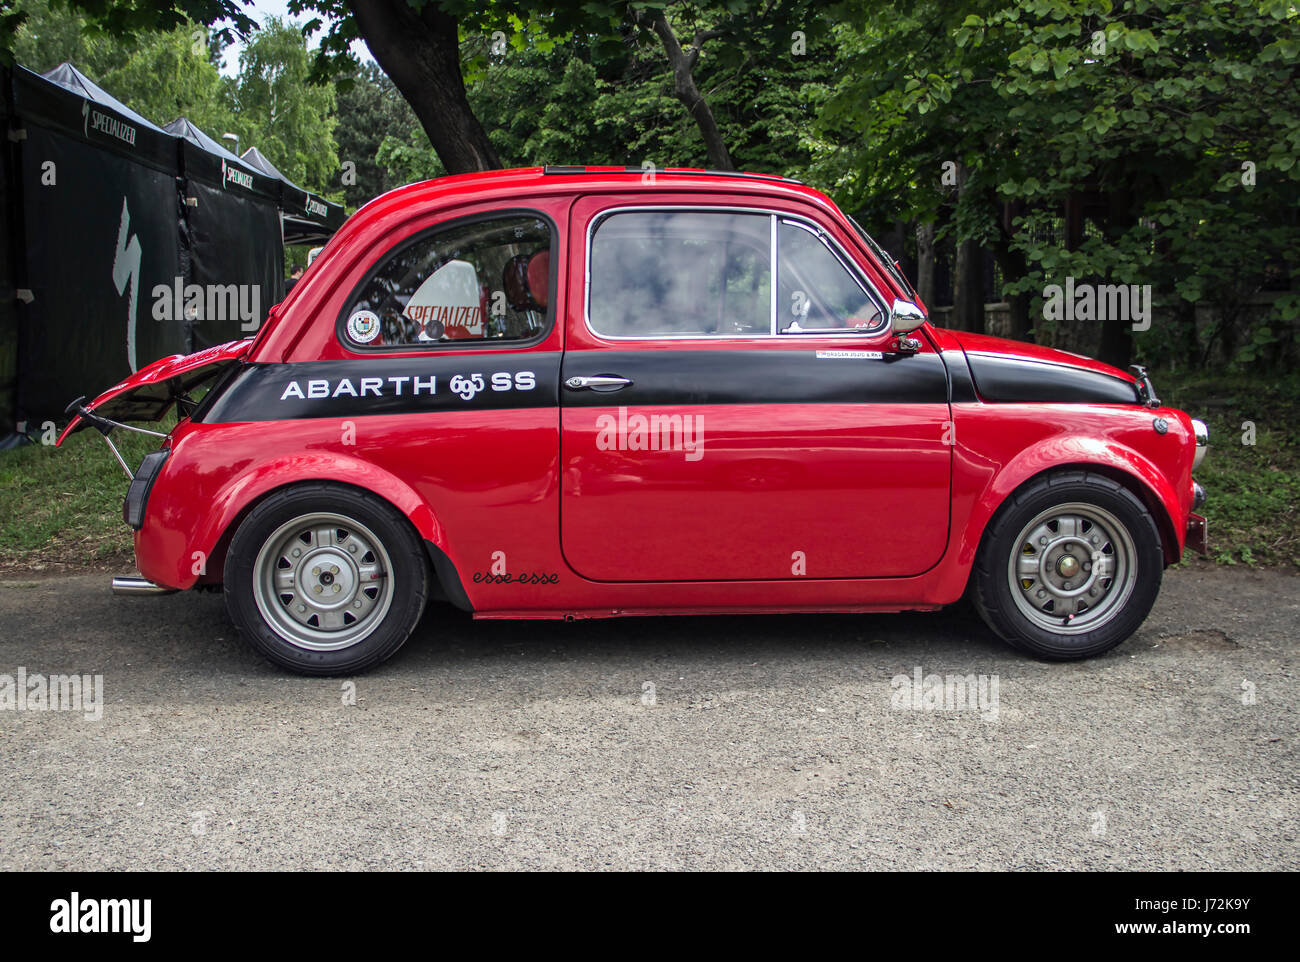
top-left (111, 576), bottom-right (176, 597)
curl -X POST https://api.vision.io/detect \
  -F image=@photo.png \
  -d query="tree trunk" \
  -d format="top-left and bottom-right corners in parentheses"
top-left (989, 238), bottom-right (1032, 341)
top-left (953, 238), bottom-right (984, 333)
top-left (951, 166), bottom-right (984, 332)
top-left (646, 13), bottom-right (735, 170)
top-left (1098, 188), bottom-right (1135, 369)
top-left (347, 0), bottom-right (501, 175)
top-left (915, 221), bottom-right (936, 308)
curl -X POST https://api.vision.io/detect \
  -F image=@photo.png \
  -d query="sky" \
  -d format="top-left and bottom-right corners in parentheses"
top-left (217, 0), bottom-right (373, 76)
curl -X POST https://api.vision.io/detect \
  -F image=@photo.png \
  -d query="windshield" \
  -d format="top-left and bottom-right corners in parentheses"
top-left (847, 215), bottom-right (918, 301)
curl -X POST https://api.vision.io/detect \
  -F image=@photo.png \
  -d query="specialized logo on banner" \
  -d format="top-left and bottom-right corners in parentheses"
top-left (220, 158), bottom-right (254, 192)
top-left (82, 100), bottom-right (137, 148)
top-left (405, 259), bottom-right (485, 340)
top-left (305, 197), bottom-right (328, 219)
top-left (112, 197), bottom-right (144, 371)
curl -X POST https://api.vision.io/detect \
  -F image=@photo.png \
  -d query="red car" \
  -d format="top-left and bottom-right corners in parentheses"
top-left (60, 166), bottom-right (1209, 674)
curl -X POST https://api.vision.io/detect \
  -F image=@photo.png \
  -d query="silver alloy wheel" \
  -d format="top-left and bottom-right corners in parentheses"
top-left (1006, 501), bottom-right (1138, 635)
top-left (252, 511), bottom-right (395, 651)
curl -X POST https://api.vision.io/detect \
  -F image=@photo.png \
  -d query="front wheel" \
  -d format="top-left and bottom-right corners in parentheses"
top-left (971, 471), bottom-right (1164, 660)
top-left (224, 483), bottom-right (430, 675)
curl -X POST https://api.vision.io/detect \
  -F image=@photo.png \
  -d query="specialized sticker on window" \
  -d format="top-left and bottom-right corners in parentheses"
top-left (404, 259), bottom-right (484, 341)
top-left (346, 310), bottom-right (380, 344)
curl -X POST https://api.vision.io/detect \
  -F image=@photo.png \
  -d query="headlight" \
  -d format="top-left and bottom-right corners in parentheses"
top-left (1191, 419), bottom-right (1208, 470)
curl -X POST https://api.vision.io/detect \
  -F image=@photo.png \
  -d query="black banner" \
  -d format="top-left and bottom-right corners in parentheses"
top-left (15, 123), bottom-right (187, 420)
top-left (0, 65), bottom-right (340, 427)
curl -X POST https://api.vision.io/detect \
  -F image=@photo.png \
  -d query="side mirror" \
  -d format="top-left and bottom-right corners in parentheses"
top-left (890, 298), bottom-right (927, 334)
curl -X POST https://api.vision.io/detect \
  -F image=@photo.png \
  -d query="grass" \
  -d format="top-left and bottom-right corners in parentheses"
top-left (1157, 370), bottom-right (1300, 568)
top-left (0, 373), bottom-right (1295, 572)
top-left (0, 419), bottom-right (171, 571)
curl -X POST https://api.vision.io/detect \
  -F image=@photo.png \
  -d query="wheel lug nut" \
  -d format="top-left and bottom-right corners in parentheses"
top-left (1063, 582), bottom-right (1072, 590)
top-left (333, 585), bottom-right (341, 593)
top-left (313, 585), bottom-right (322, 594)
top-left (330, 565), bottom-right (339, 575)
top-left (1039, 537), bottom-right (1048, 546)
top-left (312, 567), bottom-right (320, 576)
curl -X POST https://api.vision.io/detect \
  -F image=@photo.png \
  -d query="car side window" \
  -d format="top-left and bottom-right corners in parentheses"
top-left (588, 211), bottom-right (771, 337)
top-left (342, 214), bottom-right (552, 348)
top-left (777, 220), bottom-right (885, 333)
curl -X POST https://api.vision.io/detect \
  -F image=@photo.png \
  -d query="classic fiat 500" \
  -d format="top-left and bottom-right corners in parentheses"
top-left (60, 166), bottom-right (1208, 674)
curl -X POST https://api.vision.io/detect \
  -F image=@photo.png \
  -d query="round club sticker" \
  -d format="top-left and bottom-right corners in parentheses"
top-left (346, 310), bottom-right (380, 344)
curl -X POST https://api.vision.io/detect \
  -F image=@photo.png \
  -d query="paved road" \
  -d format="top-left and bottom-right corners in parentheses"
top-left (0, 565), bottom-right (1296, 870)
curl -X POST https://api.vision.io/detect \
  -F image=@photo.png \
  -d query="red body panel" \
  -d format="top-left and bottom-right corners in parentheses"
top-left (82, 167), bottom-right (1198, 618)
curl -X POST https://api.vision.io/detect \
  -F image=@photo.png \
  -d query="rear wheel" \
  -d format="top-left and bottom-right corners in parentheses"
top-left (224, 484), bottom-right (429, 675)
top-left (972, 471), bottom-right (1163, 660)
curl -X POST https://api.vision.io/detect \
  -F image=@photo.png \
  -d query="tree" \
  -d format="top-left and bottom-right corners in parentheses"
top-left (1, 0), bottom-right (257, 64)
top-left (333, 60), bottom-right (422, 208)
top-left (822, 0), bottom-right (1300, 368)
top-left (631, 5), bottom-right (734, 169)
top-left (232, 17), bottom-right (338, 190)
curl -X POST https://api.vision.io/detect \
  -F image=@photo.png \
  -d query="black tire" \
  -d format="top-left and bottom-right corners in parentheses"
top-left (971, 470), bottom-right (1164, 660)
top-left (223, 483), bottom-right (430, 675)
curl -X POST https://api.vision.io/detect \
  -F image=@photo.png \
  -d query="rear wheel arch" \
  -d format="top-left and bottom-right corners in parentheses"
top-left (203, 476), bottom-right (462, 599)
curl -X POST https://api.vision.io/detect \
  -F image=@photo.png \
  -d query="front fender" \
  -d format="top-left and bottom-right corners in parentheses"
top-left (951, 409), bottom-right (1192, 580)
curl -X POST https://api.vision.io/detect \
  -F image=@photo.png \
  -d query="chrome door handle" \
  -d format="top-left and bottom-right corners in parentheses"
top-left (564, 375), bottom-right (632, 391)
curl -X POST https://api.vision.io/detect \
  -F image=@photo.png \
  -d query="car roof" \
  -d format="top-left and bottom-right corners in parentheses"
top-left (350, 165), bottom-right (839, 224)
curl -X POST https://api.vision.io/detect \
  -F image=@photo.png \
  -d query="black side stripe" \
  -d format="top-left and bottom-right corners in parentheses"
top-left (942, 350), bottom-right (978, 404)
top-left (199, 349), bottom-right (952, 423)
top-left (965, 353), bottom-right (1140, 405)
top-left (201, 353), bottom-right (561, 422)
top-left (561, 350), bottom-right (950, 407)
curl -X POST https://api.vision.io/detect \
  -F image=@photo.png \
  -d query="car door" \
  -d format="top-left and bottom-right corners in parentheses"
top-left (559, 196), bottom-right (952, 583)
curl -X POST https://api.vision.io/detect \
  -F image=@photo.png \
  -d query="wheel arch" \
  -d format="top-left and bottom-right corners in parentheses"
top-left (958, 450), bottom-right (1183, 598)
top-left (191, 458), bottom-right (454, 592)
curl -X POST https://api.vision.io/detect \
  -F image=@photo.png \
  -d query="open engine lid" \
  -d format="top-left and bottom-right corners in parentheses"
top-left (56, 338), bottom-right (254, 444)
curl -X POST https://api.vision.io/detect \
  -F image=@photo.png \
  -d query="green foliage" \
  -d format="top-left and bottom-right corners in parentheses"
top-left (230, 17), bottom-right (337, 190)
top-left (9, 1), bottom-right (338, 195)
top-left (334, 60), bottom-right (423, 208)
top-left (822, 0), bottom-right (1300, 366)
top-left (1159, 370), bottom-right (1300, 568)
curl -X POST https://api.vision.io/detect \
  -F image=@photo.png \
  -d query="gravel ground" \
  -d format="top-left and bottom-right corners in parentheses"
top-left (0, 564), bottom-right (1296, 870)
